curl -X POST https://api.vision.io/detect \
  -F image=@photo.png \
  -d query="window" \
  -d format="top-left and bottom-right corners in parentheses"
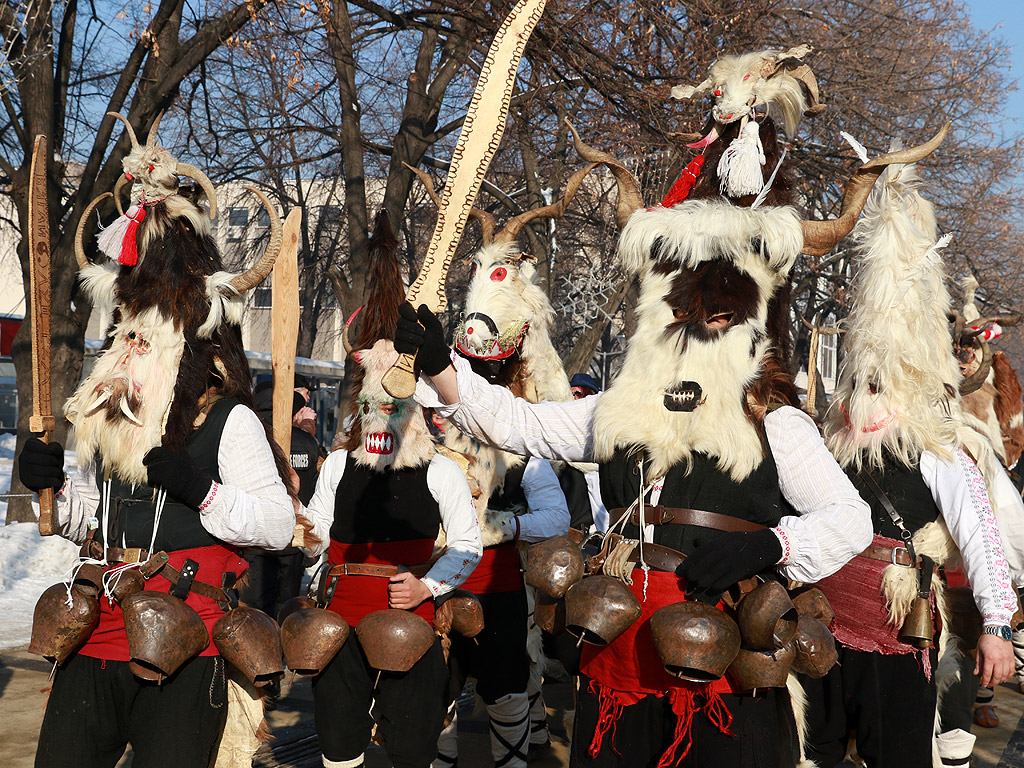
top-left (229, 207), bottom-right (248, 227)
top-left (818, 331), bottom-right (838, 381)
top-left (253, 285), bottom-right (271, 309)
top-left (256, 208), bottom-right (270, 228)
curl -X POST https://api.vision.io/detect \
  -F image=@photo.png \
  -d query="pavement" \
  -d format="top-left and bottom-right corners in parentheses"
top-left (1, 645), bottom-right (1021, 767)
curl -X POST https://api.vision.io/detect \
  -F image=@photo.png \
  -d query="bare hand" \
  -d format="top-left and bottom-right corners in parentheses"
top-left (975, 632), bottom-right (1015, 688)
top-left (388, 572), bottom-right (432, 610)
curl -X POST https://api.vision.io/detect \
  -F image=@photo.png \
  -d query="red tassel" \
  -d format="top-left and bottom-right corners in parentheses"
top-left (659, 155), bottom-right (705, 208)
top-left (119, 206), bottom-right (146, 266)
top-left (587, 681), bottom-right (625, 758)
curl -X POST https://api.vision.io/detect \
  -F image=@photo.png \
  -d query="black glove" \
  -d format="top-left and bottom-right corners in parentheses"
top-left (143, 447), bottom-right (213, 509)
top-left (18, 438), bottom-right (65, 492)
top-left (676, 528), bottom-right (783, 599)
top-left (394, 302), bottom-right (451, 377)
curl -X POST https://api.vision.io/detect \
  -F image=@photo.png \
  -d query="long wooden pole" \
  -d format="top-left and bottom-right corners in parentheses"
top-left (272, 208), bottom-right (302, 460)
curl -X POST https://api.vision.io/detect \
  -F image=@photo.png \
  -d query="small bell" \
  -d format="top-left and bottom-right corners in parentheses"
top-left (899, 555), bottom-right (935, 649)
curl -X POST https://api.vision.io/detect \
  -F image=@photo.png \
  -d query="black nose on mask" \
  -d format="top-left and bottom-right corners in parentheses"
top-left (664, 381), bottom-right (704, 412)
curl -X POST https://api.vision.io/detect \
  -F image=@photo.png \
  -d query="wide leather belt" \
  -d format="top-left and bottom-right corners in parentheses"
top-left (858, 542), bottom-right (918, 568)
top-left (81, 539), bottom-right (150, 564)
top-left (328, 562), bottom-right (431, 579)
top-left (624, 541), bottom-right (688, 573)
top-left (608, 504), bottom-right (766, 533)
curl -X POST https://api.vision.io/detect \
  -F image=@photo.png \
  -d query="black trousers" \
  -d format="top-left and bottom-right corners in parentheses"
top-left (239, 548), bottom-right (305, 619)
top-left (800, 644), bottom-right (938, 768)
top-left (312, 633), bottom-right (448, 768)
top-left (448, 590), bottom-right (530, 704)
top-left (35, 654), bottom-right (227, 768)
top-left (571, 676), bottom-right (793, 768)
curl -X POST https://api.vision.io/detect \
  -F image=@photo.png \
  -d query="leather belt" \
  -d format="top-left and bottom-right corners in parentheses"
top-left (858, 543), bottom-right (917, 568)
top-left (81, 539), bottom-right (150, 564)
top-left (608, 504), bottom-right (766, 533)
top-left (624, 541), bottom-right (688, 573)
top-left (328, 562), bottom-right (431, 579)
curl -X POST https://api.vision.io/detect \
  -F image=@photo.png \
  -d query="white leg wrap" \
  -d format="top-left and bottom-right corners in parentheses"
top-left (527, 684), bottom-right (550, 747)
top-left (935, 728), bottom-right (975, 765)
top-left (432, 703), bottom-right (459, 768)
top-left (323, 755), bottom-right (364, 768)
top-left (487, 692), bottom-right (530, 768)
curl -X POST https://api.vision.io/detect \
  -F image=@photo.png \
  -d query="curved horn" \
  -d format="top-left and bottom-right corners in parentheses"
top-left (671, 77), bottom-right (712, 100)
top-left (174, 163), bottom-right (218, 220)
top-left (960, 340), bottom-right (993, 396)
top-left (492, 162), bottom-right (600, 245)
top-left (228, 187), bottom-right (282, 294)
top-left (112, 175), bottom-right (131, 217)
top-left (801, 122), bottom-right (950, 257)
top-left (75, 192), bottom-right (113, 270)
top-left (404, 162), bottom-right (496, 245)
top-left (147, 111), bottom-right (164, 147)
top-left (342, 305), bottom-right (363, 355)
top-left (564, 118), bottom-right (644, 229)
top-left (107, 112), bottom-right (140, 149)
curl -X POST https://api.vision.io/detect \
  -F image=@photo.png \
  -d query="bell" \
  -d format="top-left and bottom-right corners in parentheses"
top-left (790, 616), bottom-right (838, 678)
top-left (524, 536), bottom-right (586, 599)
top-left (278, 595), bottom-right (316, 625)
top-left (737, 581), bottom-right (799, 650)
top-left (728, 642), bottom-right (797, 690)
top-left (280, 607), bottom-right (350, 675)
top-left (564, 575), bottom-right (641, 646)
top-left (534, 591), bottom-right (566, 635)
top-left (442, 590), bottom-right (485, 638)
top-left (791, 587), bottom-right (835, 626)
top-left (107, 568), bottom-right (146, 603)
top-left (122, 591), bottom-right (210, 681)
top-left (356, 609), bottom-right (435, 672)
top-left (73, 563), bottom-right (106, 596)
top-left (649, 601), bottom-right (741, 682)
top-left (213, 606), bottom-right (284, 686)
top-left (29, 583), bottom-right (100, 665)
top-left (899, 556), bottom-right (935, 649)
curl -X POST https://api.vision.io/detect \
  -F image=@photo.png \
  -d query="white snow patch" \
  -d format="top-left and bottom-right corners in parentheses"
top-left (0, 432), bottom-right (15, 460)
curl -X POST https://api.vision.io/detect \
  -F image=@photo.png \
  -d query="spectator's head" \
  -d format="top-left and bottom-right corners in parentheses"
top-left (570, 373), bottom-right (601, 399)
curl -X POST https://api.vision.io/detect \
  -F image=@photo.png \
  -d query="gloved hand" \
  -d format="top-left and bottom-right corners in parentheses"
top-left (143, 447), bottom-right (213, 509)
top-left (676, 528), bottom-right (783, 599)
top-left (479, 508), bottom-right (519, 547)
top-left (394, 302), bottom-right (451, 377)
top-left (19, 438), bottom-right (66, 492)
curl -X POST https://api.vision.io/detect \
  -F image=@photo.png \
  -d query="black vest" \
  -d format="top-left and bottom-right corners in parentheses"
top-left (599, 441), bottom-right (793, 554)
top-left (289, 426), bottom-right (321, 505)
top-left (95, 397), bottom-right (237, 552)
top-left (850, 459), bottom-right (940, 540)
top-left (330, 454), bottom-right (441, 544)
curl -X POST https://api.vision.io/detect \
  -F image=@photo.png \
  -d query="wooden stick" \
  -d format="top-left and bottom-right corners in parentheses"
top-left (272, 208), bottom-right (302, 460)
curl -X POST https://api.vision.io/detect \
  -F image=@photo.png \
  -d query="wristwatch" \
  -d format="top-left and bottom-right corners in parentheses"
top-left (983, 625), bottom-right (1013, 642)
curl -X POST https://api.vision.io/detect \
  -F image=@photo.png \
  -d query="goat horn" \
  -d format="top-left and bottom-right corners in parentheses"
top-left (492, 162), bottom-right (601, 245)
top-left (970, 314), bottom-right (1024, 330)
top-left (113, 175), bottom-right (131, 217)
top-left (960, 340), bottom-right (993, 396)
top-left (174, 162), bottom-right (218, 220)
top-left (107, 112), bottom-right (140, 149)
top-left (671, 77), bottom-right (712, 101)
top-left (147, 111), bottom-right (164, 147)
top-left (564, 118), bottom-right (644, 229)
top-left (227, 187), bottom-right (282, 294)
top-left (801, 122), bottom-right (950, 257)
top-left (405, 162), bottom-right (496, 245)
top-left (75, 192), bottom-right (113, 270)
top-left (342, 305), bottom-right (363, 355)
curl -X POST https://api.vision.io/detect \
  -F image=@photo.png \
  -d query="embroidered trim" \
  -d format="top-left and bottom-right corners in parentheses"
top-left (772, 527), bottom-right (791, 564)
top-left (199, 482), bottom-right (219, 512)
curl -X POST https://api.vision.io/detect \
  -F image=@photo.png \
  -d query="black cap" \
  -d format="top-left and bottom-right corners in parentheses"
top-left (570, 373), bottom-right (600, 393)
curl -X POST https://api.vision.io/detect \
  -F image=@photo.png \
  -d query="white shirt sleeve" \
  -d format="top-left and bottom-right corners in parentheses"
top-left (300, 449), bottom-right (349, 559)
top-left (920, 449), bottom-right (1019, 626)
top-left (415, 354), bottom-right (597, 462)
top-left (983, 463), bottom-right (1024, 588)
top-left (517, 458), bottom-right (571, 543)
top-left (765, 406), bottom-right (874, 584)
top-left (198, 404), bottom-right (296, 550)
top-left (423, 454), bottom-right (483, 597)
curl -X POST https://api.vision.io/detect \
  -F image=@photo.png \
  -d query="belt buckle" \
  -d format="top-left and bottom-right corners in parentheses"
top-left (123, 547), bottom-right (144, 564)
top-left (890, 546), bottom-right (911, 567)
top-left (342, 563), bottom-right (350, 576)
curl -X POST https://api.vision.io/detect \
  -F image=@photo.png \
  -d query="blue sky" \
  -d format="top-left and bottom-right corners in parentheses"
top-left (967, 0), bottom-right (1024, 130)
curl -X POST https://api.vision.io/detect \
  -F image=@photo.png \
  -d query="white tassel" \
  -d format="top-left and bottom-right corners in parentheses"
top-left (840, 131), bottom-right (869, 164)
top-left (96, 206), bottom-right (139, 263)
top-left (717, 120), bottom-right (765, 197)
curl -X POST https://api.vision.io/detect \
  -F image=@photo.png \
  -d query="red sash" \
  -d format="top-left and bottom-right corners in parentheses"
top-left (79, 544), bottom-right (246, 662)
top-left (459, 541), bottom-right (523, 594)
top-left (327, 539), bottom-right (436, 625)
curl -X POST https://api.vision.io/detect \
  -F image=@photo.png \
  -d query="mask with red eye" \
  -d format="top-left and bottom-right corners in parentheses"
top-left (490, 267), bottom-right (507, 282)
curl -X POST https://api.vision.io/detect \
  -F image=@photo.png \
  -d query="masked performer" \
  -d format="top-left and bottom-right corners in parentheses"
top-left (18, 114), bottom-right (295, 768)
top-left (800, 154), bottom-right (1018, 768)
top-left (297, 212), bottom-right (482, 768)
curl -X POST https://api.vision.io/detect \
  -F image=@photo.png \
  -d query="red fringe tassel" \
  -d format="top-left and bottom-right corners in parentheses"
top-left (119, 206), bottom-right (146, 266)
top-left (659, 156), bottom-right (705, 208)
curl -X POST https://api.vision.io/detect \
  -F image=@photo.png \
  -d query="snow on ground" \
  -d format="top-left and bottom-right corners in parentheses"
top-left (0, 434), bottom-right (80, 650)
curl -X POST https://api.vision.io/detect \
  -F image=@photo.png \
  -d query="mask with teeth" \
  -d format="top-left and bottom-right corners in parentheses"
top-left (348, 340), bottom-right (435, 472)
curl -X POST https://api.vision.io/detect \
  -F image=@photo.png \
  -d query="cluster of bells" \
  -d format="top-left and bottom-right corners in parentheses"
top-left (525, 535), bottom-right (839, 688)
top-left (29, 563), bottom-right (487, 685)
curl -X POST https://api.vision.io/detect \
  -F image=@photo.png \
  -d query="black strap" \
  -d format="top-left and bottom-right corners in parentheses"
top-left (857, 470), bottom-right (917, 565)
top-left (221, 572), bottom-right (239, 610)
top-left (918, 555), bottom-right (935, 597)
top-left (170, 558), bottom-right (199, 600)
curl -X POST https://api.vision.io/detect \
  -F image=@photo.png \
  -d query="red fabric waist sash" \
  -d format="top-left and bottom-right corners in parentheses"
top-left (327, 539), bottom-right (436, 625)
top-left (459, 541), bottom-right (523, 594)
top-left (79, 544), bottom-right (246, 662)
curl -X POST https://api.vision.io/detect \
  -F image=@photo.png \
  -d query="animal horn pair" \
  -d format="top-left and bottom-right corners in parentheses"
top-left (226, 187), bottom-right (282, 294)
top-left (405, 163), bottom-right (496, 245)
top-left (563, 119), bottom-right (644, 229)
top-left (490, 159), bottom-right (602, 245)
top-left (341, 305), bottom-right (364, 355)
top-left (800, 123), bottom-right (950, 257)
top-left (960, 340), bottom-right (993, 396)
top-left (107, 111), bottom-right (218, 221)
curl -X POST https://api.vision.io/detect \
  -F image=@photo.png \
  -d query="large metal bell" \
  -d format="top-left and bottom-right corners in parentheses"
top-left (790, 616), bottom-right (838, 678)
top-left (106, 568), bottom-right (146, 603)
top-left (122, 591), bottom-right (210, 681)
top-left (277, 595), bottom-right (317, 626)
top-left (791, 587), bottom-right (835, 626)
top-left (213, 606), bottom-right (284, 686)
top-left (442, 590), bottom-right (485, 638)
top-left (564, 575), bottom-right (641, 646)
top-left (525, 536), bottom-right (586, 599)
top-left (29, 583), bottom-right (100, 665)
top-left (728, 643), bottom-right (796, 690)
top-left (737, 581), bottom-right (798, 650)
top-left (356, 609), bottom-right (435, 672)
top-left (649, 601), bottom-right (741, 681)
top-left (280, 607), bottom-right (350, 675)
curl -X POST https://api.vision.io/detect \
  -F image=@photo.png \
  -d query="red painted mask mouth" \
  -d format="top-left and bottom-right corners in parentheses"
top-left (364, 432), bottom-right (394, 455)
